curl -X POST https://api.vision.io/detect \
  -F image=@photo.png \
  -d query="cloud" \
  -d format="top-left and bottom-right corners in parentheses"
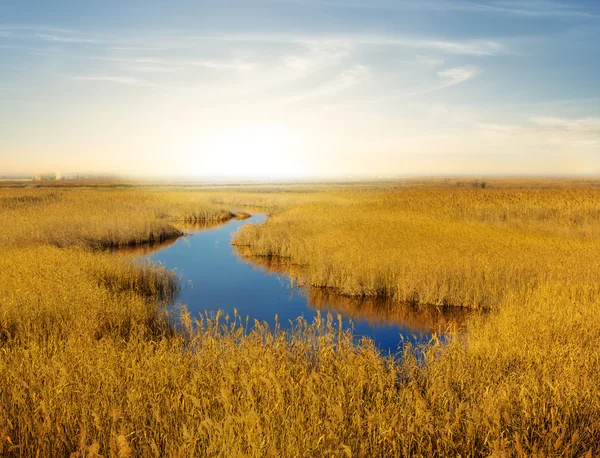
top-left (36, 33), bottom-right (101, 44)
top-left (269, 0), bottom-right (598, 18)
top-left (194, 42), bottom-right (359, 102)
top-left (4, 23), bottom-right (495, 109)
top-left (417, 39), bottom-right (503, 56)
top-left (188, 60), bottom-right (256, 71)
top-left (108, 46), bottom-right (171, 51)
top-left (93, 54), bottom-right (256, 73)
top-left (407, 65), bottom-right (480, 96)
top-left (279, 64), bottom-right (370, 103)
top-left (0, 25), bottom-right (75, 34)
top-left (190, 33), bottom-right (505, 56)
top-left (91, 56), bottom-right (184, 73)
top-left (479, 116), bottom-right (600, 137)
top-left (351, 36), bottom-right (505, 56)
top-left (69, 75), bottom-right (175, 90)
top-left (438, 66), bottom-right (480, 87)
top-left (476, 116), bottom-right (600, 153)
top-left (284, 44), bottom-right (351, 72)
top-left (129, 65), bottom-right (184, 73)
top-left (531, 116), bottom-right (600, 132)
top-left (477, 123), bottom-right (522, 134)
top-left (375, 65), bottom-right (480, 102)
top-left (416, 55), bottom-right (445, 66)
top-left (71, 75), bottom-right (142, 85)
top-left (456, 1), bottom-right (598, 18)
top-left (92, 57), bottom-right (166, 65)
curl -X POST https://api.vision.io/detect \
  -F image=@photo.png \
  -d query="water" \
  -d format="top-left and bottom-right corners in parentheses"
top-left (119, 214), bottom-right (465, 354)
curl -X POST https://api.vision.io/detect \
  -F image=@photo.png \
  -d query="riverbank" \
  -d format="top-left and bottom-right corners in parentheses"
top-left (116, 212), bottom-right (461, 351)
top-left (233, 186), bottom-right (600, 309)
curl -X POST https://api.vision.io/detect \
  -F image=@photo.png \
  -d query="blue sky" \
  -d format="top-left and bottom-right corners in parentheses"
top-left (1, 0), bottom-right (599, 178)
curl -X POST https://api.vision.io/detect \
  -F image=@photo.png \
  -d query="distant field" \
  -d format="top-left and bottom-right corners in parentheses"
top-left (1, 181), bottom-right (599, 456)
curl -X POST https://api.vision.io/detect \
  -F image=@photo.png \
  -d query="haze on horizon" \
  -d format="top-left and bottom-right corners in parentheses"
top-left (1, 0), bottom-right (599, 179)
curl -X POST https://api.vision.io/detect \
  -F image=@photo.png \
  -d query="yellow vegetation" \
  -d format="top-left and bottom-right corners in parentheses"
top-left (0, 188), bottom-right (238, 249)
top-left (234, 186), bottom-right (600, 308)
top-left (241, 255), bottom-right (468, 332)
top-left (1, 182), bottom-right (600, 456)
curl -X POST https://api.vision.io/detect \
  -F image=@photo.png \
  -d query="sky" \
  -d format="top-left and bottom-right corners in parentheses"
top-left (1, 0), bottom-right (599, 179)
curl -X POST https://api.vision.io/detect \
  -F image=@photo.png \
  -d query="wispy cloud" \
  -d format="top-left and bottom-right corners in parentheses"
top-left (0, 25), bottom-right (76, 34)
top-left (531, 116), bottom-right (600, 132)
top-left (478, 116), bottom-right (600, 148)
top-left (189, 33), bottom-right (506, 56)
top-left (438, 66), bottom-right (480, 87)
top-left (406, 65), bottom-right (480, 96)
top-left (108, 45), bottom-right (171, 51)
top-left (36, 33), bottom-right (101, 44)
top-left (65, 36), bottom-right (484, 105)
top-left (280, 64), bottom-right (370, 103)
top-left (378, 38), bottom-right (507, 56)
top-left (416, 55), bottom-right (445, 67)
top-left (284, 43), bottom-right (351, 69)
top-left (371, 65), bottom-right (480, 102)
top-left (69, 75), bottom-right (175, 90)
top-left (93, 57), bottom-right (185, 73)
top-left (92, 55), bottom-right (256, 72)
top-left (454, 0), bottom-right (599, 18)
top-left (5, 26), bottom-right (508, 62)
top-left (71, 75), bottom-right (141, 85)
top-left (188, 60), bottom-right (256, 71)
top-left (93, 57), bottom-right (166, 65)
top-left (269, 0), bottom-right (598, 18)
top-left (129, 65), bottom-right (182, 73)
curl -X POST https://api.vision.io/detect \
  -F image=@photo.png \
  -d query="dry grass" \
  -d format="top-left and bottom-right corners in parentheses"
top-left (1, 182), bottom-right (600, 456)
top-left (234, 186), bottom-right (600, 309)
top-left (231, 183), bottom-right (600, 455)
top-left (0, 188), bottom-right (240, 249)
top-left (240, 255), bottom-right (468, 332)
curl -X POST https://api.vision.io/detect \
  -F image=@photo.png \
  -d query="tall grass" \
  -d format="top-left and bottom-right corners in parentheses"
top-left (1, 183), bottom-right (600, 456)
top-left (0, 188), bottom-right (239, 248)
top-left (241, 254), bottom-right (468, 332)
top-left (234, 186), bottom-right (600, 309)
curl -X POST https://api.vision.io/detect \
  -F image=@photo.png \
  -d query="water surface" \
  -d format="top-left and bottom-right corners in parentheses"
top-left (121, 214), bottom-right (465, 353)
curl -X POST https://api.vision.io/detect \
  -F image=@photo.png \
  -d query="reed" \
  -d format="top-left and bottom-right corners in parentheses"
top-left (0, 188), bottom-right (239, 249)
top-left (1, 182), bottom-right (600, 456)
top-left (234, 185), bottom-right (600, 309)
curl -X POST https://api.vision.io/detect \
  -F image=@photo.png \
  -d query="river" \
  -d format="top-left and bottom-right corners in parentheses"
top-left (118, 214), bottom-right (466, 353)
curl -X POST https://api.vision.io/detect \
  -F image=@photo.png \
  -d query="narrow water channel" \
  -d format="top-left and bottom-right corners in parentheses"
top-left (119, 214), bottom-right (465, 353)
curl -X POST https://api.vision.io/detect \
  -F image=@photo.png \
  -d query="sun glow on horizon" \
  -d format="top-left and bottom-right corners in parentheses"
top-left (181, 123), bottom-right (303, 178)
top-left (0, 1), bottom-right (599, 177)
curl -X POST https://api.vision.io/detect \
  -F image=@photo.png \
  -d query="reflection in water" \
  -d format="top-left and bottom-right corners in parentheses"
top-left (172, 219), bottom-right (237, 232)
top-left (239, 254), bottom-right (469, 335)
top-left (116, 237), bottom-right (180, 257)
top-left (114, 214), bottom-right (472, 352)
top-left (115, 220), bottom-right (232, 257)
top-left (307, 290), bottom-right (467, 335)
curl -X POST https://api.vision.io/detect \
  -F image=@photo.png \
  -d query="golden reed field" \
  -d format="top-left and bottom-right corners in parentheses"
top-left (1, 181), bottom-right (600, 457)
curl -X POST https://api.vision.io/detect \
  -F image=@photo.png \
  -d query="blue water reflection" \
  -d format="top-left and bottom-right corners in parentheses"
top-left (123, 214), bottom-right (464, 354)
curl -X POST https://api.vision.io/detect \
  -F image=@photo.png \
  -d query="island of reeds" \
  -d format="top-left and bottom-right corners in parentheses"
top-left (1, 180), bottom-right (600, 457)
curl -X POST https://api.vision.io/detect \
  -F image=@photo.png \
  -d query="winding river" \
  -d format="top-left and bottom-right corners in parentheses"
top-left (119, 214), bottom-right (465, 353)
